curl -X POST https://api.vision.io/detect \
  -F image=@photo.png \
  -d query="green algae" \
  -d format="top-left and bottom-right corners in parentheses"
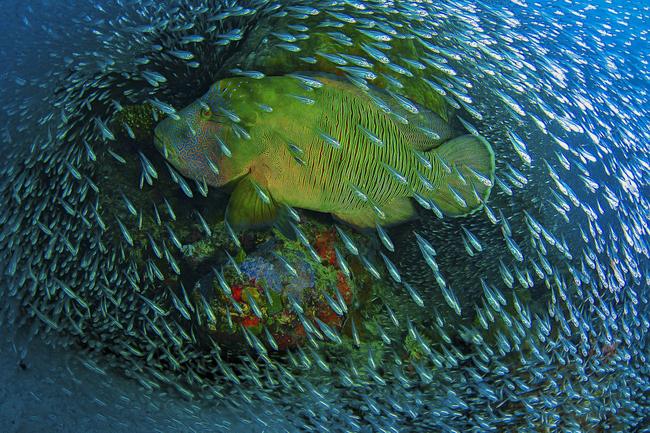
top-left (232, 17), bottom-right (454, 121)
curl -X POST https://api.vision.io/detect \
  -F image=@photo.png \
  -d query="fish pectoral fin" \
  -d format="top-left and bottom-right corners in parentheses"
top-left (225, 177), bottom-right (279, 230)
top-left (334, 198), bottom-right (416, 228)
top-left (272, 207), bottom-right (298, 241)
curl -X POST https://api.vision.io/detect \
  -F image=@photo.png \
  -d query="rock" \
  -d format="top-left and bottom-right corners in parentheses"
top-left (193, 224), bottom-right (365, 351)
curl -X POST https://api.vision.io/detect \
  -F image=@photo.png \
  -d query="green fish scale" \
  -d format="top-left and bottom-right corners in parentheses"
top-left (273, 80), bottom-right (441, 214)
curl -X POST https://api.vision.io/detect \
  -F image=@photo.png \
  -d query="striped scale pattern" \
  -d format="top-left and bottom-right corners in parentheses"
top-left (257, 77), bottom-right (446, 219)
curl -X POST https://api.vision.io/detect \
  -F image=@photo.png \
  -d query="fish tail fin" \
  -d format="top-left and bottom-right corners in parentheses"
top-left (424, 134), bottom-right (495, 216)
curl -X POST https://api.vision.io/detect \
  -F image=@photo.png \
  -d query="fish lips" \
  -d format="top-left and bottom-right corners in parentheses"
top-left (153, 130), bottom-right (171, 158)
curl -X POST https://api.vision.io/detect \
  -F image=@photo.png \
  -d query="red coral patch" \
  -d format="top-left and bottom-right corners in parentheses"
top-left (231, 284), bottom-right (243, 302)
top-left (241, 315), bottom-right (260, 327)
top-left (336, 271), bottom-right (352, 304)
top-left (318, 307), bottom-right (343, 327)
top-left (314, 229), bottom-right (337, 266)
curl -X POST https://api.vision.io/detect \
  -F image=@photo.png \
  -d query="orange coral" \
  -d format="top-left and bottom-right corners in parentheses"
top-left (318, 306), bottom-right (343, 327)
top-left (294, 322), bottom-right (307, 338)
top-left (336, 271), bottom-right (352, 303)
top-left (314, 229), bottom-right (337, 266)
top-left (241, 316), bottom-right (260, 327)
top-left (273, 332), bottom-right (302, 351)
top-left (231, 284), bottom-right (243, 302)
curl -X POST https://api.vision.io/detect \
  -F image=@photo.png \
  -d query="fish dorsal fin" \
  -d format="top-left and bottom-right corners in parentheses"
top-left (309, 74), bottom-right (457, 153)
top-left (399, 108), bottom-right (459, 152)
top-left (225, 176), bottom-right (279, 230)
top-left (348, 83), bottom-right (459, 152)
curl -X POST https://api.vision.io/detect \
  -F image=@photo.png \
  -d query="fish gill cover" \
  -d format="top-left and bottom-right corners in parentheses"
top-left (0, 0), bottom-right (648, 432)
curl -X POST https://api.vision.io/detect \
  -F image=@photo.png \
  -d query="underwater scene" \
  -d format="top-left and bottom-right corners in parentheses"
top-left (0, 0), bottom-right (648, 432)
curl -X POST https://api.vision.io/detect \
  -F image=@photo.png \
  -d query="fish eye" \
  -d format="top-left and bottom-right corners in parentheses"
top-left (200, 107), bottom-right (212, 119)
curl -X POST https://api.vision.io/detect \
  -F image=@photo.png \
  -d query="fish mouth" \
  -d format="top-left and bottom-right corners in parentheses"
top-left (153, 130), bottom-right (163, 144)
top-left (153, 131), bottom-right (169, 156)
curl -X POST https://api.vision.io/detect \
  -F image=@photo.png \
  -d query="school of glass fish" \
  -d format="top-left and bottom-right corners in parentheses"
top-left (0, 0), bottom-right (648, 432)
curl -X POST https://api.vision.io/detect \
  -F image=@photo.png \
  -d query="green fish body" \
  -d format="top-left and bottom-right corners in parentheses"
top-left (154, 74), bottom-right (495, 229)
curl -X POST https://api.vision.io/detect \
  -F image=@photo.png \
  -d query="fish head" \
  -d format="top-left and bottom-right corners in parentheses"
top-left (154, 83), bottom-right (249, 187)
